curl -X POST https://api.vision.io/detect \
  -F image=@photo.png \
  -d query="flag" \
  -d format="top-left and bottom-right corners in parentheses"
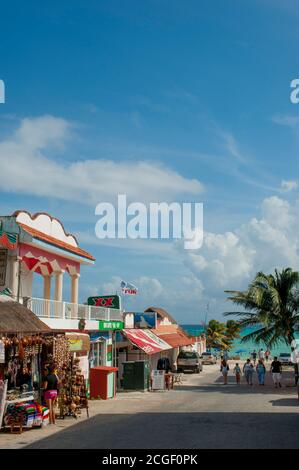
top-left (120, 280), bottom-right (138, 295)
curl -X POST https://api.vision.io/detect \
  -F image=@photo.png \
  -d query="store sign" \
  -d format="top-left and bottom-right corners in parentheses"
top-left (0, 249), bottom-right (7, 286)
top-left (151, 370), bottom-right (165, 390)
top-left (0, 340), bottom-right (5, 363)
top-left (68, 339), bottom-right (83, 351)
top-left (99, 320), bottom-right (124, 331)
top-left (88, 295), bottom-right (120, 309)
top-left (134, 312), bottom-right (157, 329)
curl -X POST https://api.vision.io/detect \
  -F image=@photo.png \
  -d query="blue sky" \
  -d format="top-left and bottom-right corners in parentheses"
top-left (1, 1), bottom-right (299, 322)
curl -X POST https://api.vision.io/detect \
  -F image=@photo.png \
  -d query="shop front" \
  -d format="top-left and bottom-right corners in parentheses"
top-left (0, 295), bottom-right (52, 432)
top-left (152, 324), bottom-right (196, 371)
top-left (88, 319), bottom-right (124, 399)
top-left (118, 328), bottom-right (173, 390)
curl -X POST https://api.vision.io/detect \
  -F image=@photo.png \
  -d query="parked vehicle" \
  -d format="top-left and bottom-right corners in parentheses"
top-left (177, 351), bottom-right (203, 373)
top-left (200, 352), bottom-right (217, 364)
top-left (278, 352), bottom-right (293, 365)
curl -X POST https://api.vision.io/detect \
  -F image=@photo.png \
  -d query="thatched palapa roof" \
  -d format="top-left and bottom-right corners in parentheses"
top-left (0, 297), bottom-right (51, 333)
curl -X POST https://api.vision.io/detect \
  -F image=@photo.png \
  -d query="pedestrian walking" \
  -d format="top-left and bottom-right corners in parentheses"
top-left (265, 349), bottom-right (270, 362)
top-left (251, 350), bottom-right (257, 365)
top-left (256, 360), bottom-right (266, 385)
top-left (258, 349), bottom-right (265, 361)
top-left (243, 359), bottom-right (254, 385)
top-left (270, 356), bottom-right (282, 388)
top-left (233, 363), bottom-right (242, 384)
top-left (220, 359), bottom-right (229, 385)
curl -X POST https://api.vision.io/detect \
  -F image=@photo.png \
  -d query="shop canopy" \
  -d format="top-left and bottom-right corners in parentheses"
top-left (152, 325), bottom-right (195, 348)
top-left (122, 328), bottom-right (172, 355)
top-left (0, 297), bottom-right (51, 334)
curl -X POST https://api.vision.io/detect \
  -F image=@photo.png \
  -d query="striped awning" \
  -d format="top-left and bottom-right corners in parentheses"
top-left (0, 230), bottom-right (18, 250)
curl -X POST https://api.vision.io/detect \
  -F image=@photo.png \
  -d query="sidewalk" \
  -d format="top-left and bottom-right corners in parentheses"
top-left (0, 369), bottom-right (211, 449)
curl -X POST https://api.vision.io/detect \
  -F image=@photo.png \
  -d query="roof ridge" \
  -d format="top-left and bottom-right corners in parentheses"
top-left (19, 223), bottom-right (95, 261)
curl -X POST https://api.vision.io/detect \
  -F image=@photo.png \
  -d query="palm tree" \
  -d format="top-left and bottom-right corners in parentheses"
top-left (206, 319), bottom-right (228, 349)
top-left (225, 320), bottom-right (241, 348)
top-left (224, 268), bottom-right (299, 347)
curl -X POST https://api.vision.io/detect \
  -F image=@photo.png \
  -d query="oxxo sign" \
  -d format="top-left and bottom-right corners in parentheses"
top-left (99, 320), bottom-right (124, 331)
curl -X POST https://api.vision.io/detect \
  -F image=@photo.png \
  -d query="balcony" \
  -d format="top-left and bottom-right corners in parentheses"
top-left (23, 297), bottom-right (123, 322)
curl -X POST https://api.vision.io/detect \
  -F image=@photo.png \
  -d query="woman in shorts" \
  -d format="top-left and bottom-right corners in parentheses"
top-left (43, 364), bottom-right (59, 424)
top-left (220, 359), bottom-right (229, 385)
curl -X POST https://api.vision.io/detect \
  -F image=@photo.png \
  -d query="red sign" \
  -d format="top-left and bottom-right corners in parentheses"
top-left (123, 329), bottom-right (171, 355)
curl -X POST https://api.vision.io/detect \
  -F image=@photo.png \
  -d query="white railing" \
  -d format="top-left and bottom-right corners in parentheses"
top-left (24, 297), bottom-right (123, 322)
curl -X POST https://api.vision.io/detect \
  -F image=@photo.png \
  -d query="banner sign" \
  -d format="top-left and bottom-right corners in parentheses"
top-left (0, 249), bottom-right (7, 286)
top-left (134, 312), bottom-right (157, 329)
top-left (120, 280), bottom-right (138, 295)
top-left (151, 370), bottom-right (165, 390)
top-left (123, 329), bottom-right (171, 355)
top-left (99, 320), bottom-right (124, 331)
top-left (88, 295), bottom-right (120, 309)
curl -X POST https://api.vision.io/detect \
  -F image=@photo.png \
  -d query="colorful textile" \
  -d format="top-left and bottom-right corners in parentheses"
top-left (4, 401), bottom-right (49, 428)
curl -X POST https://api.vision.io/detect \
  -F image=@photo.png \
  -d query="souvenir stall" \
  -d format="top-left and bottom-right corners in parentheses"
top-left (0, 296), bottom-right (52, 432)
top-left (41, 332), bottom-right (89, 419)
top-left (58, 332), bottom-right (89, 419)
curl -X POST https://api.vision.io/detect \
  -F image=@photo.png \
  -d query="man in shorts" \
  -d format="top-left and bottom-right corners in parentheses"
top-left (270, 356), bottom-right (282, 388)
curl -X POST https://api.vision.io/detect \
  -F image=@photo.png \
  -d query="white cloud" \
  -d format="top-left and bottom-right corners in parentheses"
top-left (281, 179), bottom-right (298, 192)
top-left (183, 196), bottom-right (299, 305)
top-left (272, 114), bottom-right (299, 129)
top-left (0, 115), bottom-right (204, 205)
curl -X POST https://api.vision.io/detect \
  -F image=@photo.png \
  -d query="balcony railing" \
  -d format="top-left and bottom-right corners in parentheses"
top-left (24, 297), bottom-right (123, 322)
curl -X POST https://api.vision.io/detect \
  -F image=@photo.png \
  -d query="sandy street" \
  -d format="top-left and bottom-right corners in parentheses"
top-left (1, 362), bottom-right (298, 449)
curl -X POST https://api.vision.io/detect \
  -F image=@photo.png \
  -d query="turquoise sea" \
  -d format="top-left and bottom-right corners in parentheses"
top-left (181, 324), bottom-right (299, 358)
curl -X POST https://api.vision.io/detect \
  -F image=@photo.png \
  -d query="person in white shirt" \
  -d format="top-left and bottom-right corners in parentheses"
top-left (243, 359), bottom-right (254, 386)
top-left (258, 349), bottom-right (265, 361)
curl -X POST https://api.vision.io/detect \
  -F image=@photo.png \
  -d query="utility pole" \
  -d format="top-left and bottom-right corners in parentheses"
top-left (204, 302), bottom-right (209, 332)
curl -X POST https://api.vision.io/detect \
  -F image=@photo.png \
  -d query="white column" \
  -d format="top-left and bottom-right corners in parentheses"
top-left (70, 273), bottom-right (80, 304)
top-left (43, 274), bottom-right (52, 317)
top-left (54, 270), bottom-right (64, 302)
top-left (43, 275), bottom-right (51, 299)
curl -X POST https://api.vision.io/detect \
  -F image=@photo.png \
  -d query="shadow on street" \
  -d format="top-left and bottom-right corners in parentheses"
top-left (270, 398), bottom-right (299, 407)
top-left (25, 411), bottom-right (299, 449)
